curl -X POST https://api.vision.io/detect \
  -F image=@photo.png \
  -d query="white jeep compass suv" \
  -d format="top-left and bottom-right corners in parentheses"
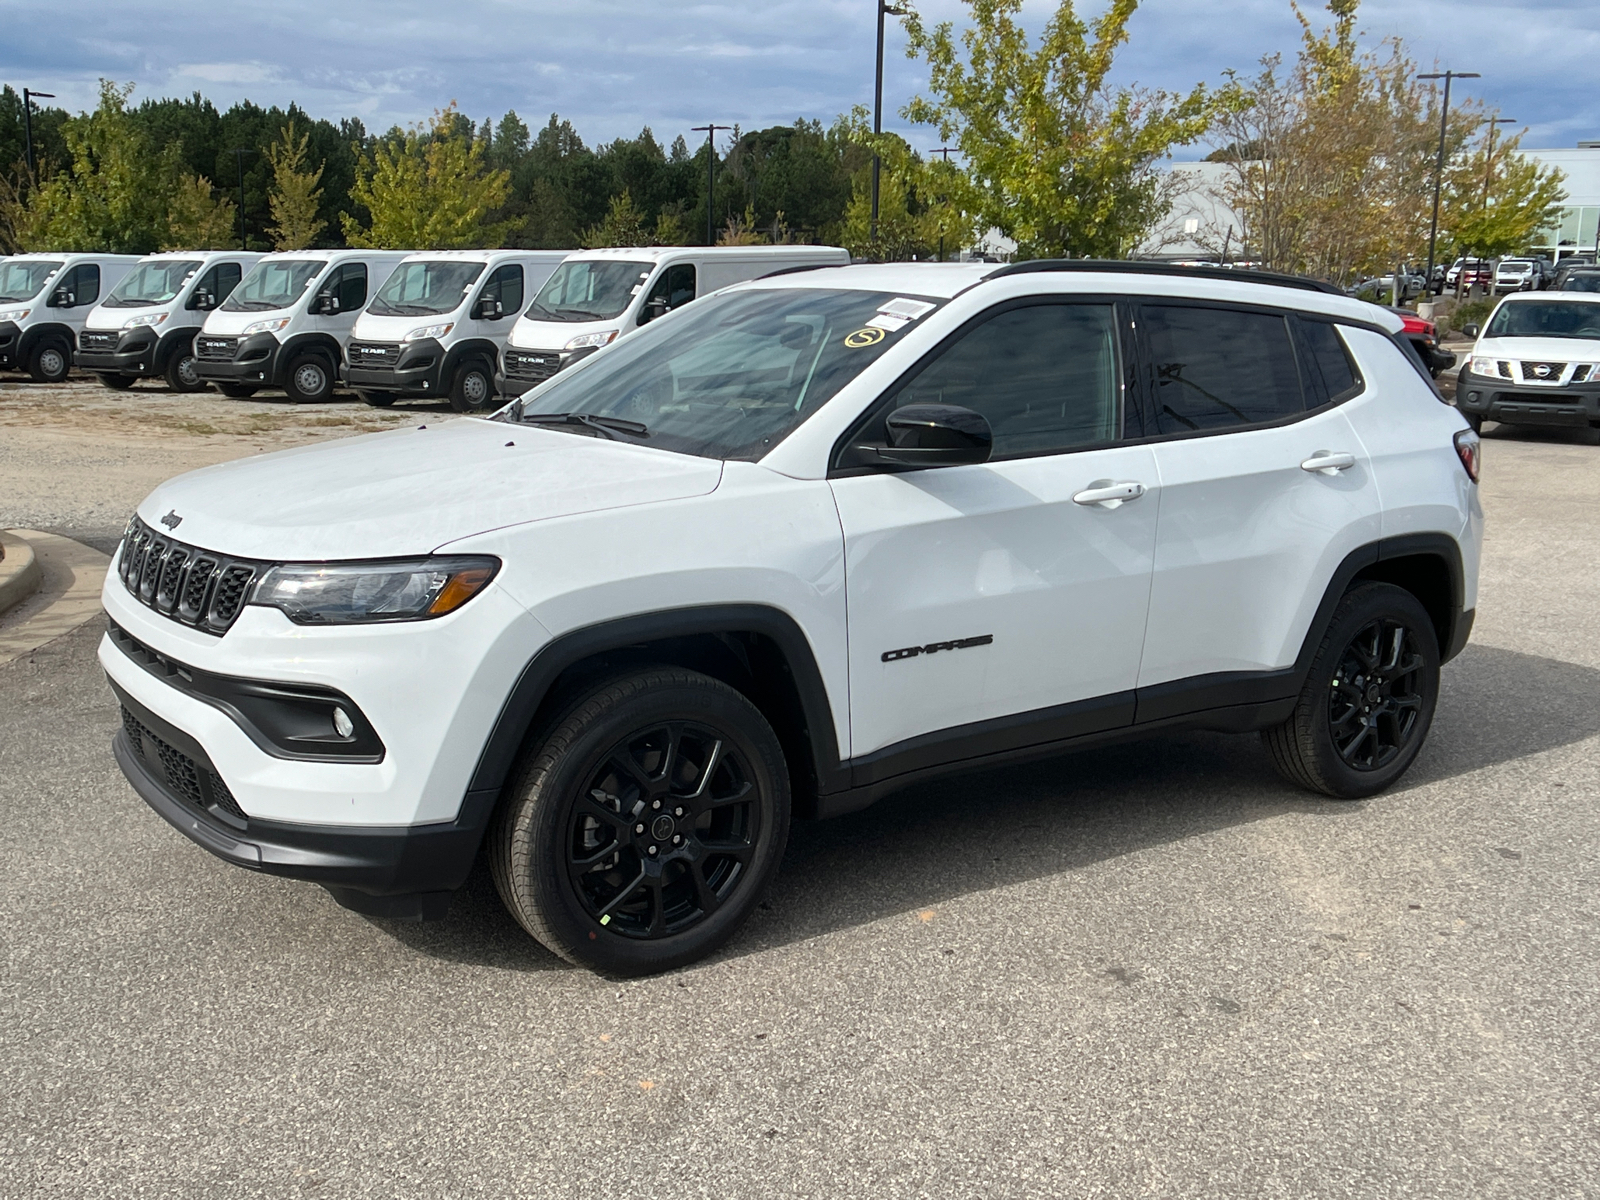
top-left (102, 262), bottom-right (1484, 974)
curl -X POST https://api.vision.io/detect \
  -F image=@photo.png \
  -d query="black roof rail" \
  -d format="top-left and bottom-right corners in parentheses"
top-left (756, 263), bottom-right (840, 280)
top-left (984, 259), bottom-right (1345, 296)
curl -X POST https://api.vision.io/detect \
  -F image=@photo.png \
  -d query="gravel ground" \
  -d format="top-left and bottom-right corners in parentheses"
top-left (0, 376), bottom-right (1597, 1198)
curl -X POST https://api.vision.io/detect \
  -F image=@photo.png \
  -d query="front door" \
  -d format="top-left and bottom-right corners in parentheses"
top-left (830, 299), bottom-right (1159, 773)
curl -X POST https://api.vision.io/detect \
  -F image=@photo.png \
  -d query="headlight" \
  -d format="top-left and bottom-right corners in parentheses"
top-left (563, 330), bottom-right (618, 351)
top-left (249, 556), bottom-right (500, 625)
top-left (122, 312), bottom-right (169, 330)
top-left (1470, 356), bottom-right (1495, 375)
top-left (0, 307), bottom-right (31, 323)
top-left (241, 317), bottom-right (292, 336)
top-left (402, 322), bottom-right (453, 343)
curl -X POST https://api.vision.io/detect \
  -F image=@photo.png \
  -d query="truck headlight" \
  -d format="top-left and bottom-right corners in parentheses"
top-left (241, 317), bottom-right (292, 336)
top-left (0, 307), bottom-right (31, 323)
top-left (122, 312), bottom-right (169, 330)
top-left (1469, 356), bottom-right (1494, 375)
top-left (402, 322), bottom-right (454, 342)
top-left (563, 330), bottom-right (618, 351)
top-left (249, 556), bottom-right (500, 624)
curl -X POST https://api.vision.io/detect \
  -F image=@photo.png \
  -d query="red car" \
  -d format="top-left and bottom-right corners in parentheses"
top-left (1385, 306), bottom-right (1456, 377)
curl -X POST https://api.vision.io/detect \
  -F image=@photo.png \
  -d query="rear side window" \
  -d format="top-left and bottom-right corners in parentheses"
top-left (889, 302), bottom-right (1120, 458)
top-left (1141, 304), bottom-right (1305, 433)
top-left (1298, 319), bottom-right (1362, 402)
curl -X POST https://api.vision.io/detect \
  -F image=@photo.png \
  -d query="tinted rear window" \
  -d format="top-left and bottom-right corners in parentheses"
top-left (1142, 305), bottom-right (1305, 433)
top-left (1299, 319), bottom-right (1361, 402)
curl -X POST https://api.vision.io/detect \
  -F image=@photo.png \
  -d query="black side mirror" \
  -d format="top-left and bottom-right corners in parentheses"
top-left (316, 292), bottom-right (341, 315)
top-left (873, 404), bottom-right (993, 468)
top-left (1462, 323), bottom-right (1481, 339)
top-left (49, 288), bottom-right (74, 308)
top-left (474, 297), bottom-right (503, 320)
top-left (189, 289), bottom-right (213, 311)
top-left (639, 297), bottom-right (669, 325)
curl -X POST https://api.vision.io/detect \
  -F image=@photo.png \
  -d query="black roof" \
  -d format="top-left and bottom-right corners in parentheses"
top-left (986, 259), bottom-right (1345, 296)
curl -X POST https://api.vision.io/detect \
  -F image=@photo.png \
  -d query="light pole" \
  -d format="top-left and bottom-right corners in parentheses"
top-left (1480, 115), bottom-right (1517, 211)
top-left (1418, 69), bottom-right (1480, 289)
top-left (691, 124), bottom-right (732, 245)
top-left (871, 1), bottom-right (909, 247)
top-left (230, 148), bottom-right (253, 250)
top-left (931, 147), bottom-right (957, 260)
top-left (22, 88), bottom-right (55, 180)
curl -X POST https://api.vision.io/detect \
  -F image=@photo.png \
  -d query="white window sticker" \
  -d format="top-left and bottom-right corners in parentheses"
top-left (878, 297), bottom-right (937, 321)
top-left (866, 313), bottom-right (913, 332)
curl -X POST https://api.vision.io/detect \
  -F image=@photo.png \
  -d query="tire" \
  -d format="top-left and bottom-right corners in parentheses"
top-left (96, 373), bottom-right (137, 390)
top-left (1263, 583), bottom-right (1440, 799)
top-left (284, 353), bottom-right (334, 403)
top-left (217, 383), bottom-right (259, 399)
top-left (357, 390), bottom-right (395, 407)
top-left (448, 359), bottom-right (496, 413)
top-left (27, 340), bottom-right (71, 383)
top-left (1465, 413), bottom-right (1483, 434)
top-left (490, 667), bottom-right (791, 975)
top-left (164, 345), bottom-right (205, 393)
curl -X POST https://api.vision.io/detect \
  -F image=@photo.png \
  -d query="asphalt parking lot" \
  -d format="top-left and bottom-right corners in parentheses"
top-left (2, 378), bottom-right (1598, 1198)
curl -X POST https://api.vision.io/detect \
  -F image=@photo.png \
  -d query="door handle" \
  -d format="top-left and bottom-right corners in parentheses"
top-left (1072, 480), bottom-right (1147, 508)
top-left (1300, 451), bottom-right (1356, 476)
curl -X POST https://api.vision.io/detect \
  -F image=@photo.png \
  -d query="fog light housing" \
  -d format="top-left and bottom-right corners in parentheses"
top-left (332, 706), bottom-right (354, 738)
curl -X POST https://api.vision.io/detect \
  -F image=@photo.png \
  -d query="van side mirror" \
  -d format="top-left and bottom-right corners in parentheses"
top-left (316, 292), bottom-right (341, 315)
top-left (473, 296), bottom-right (503, 320)
top-left (49, 288), bottom-right (74, 308)
top-left (188, 289), bottom-right (213, 311)
top-left (872, 404), bottom-right (993, 468)
top-left (1462, 323), bottom-right (1480, 339)
top-left (639, 297), bottom-right (669, 325)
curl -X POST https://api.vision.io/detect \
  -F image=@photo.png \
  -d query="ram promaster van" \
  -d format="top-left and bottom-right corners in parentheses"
top-left (0, 253), bottom-right (140, 382)
top-left (346, 250), bottom-right (570, 412)
top-left (194, 249), bottom-right (410, 402)
top-left (499, 245), bottom-right (849, 393)
top-left (76, 251), bottom-right (264, 392)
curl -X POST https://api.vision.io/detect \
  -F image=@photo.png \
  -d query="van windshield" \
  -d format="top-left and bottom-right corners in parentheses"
top-left (104, 260), bottom-right (202, 308)
top-left (515, 287), bottom-right (943, 460)
top-left (222, 260), bottom-right (326, 312)
top-left (368, 261), bottom-right (485, 316)
top-left (524, 260), bottom-right (652, 322)
top-left (1485, 299), bottom-right (1600, 340)
top-left (0, 260), bottom-right (63, 304)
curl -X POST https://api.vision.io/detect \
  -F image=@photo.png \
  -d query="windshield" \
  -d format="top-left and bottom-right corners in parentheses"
top-left (1561, 273), bottom-right (1600, 294)
top-left (104, 260), bottom-right (202, 308)
top-left (368, 261), bottom-right (485, 316)
top-left (0, 260), bottom-right (63, 304)
top-left (525, 260), bottom-right (652, 322)
top-left (516, 287), bottom-right (944, 460)
top-left (222, 259), bottom-right (326, 312)
top-left (1485, 299), bottom-right (1600, 340)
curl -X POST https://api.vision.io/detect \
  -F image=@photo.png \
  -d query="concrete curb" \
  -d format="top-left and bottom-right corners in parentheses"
top-left (0, 530), bottom-right (43, 617)
top-left (0, 529), bottom-right (112, 667)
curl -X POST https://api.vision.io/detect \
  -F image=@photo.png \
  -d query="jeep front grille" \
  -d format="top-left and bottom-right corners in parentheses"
top-left (118, 516), bottom-right (267, 635)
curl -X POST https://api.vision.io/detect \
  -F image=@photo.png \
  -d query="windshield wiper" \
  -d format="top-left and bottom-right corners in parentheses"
top-left (519, 411), bottom-right (649, 440)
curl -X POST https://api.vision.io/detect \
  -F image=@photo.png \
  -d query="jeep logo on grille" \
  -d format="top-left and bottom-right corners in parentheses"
top-left (159, 510), bottom-right (183, 530)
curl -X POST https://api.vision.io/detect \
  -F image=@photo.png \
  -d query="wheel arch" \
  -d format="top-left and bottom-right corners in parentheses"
top-left (153, 326), bottom-right (199, 370)
top-left (442, 338), bottom-right (499, 384)
top-left (281, 332), bottom-right (342, 371)
top-left (18, 322), bottom-right (76, 360)
top-left (468, 605), bottom-right (847, 821)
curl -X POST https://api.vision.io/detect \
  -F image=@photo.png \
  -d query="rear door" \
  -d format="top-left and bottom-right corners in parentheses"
top-left (1133, 302), bottom-right (1383, 716)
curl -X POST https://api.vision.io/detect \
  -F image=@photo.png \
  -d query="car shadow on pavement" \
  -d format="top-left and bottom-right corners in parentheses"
top-left (372, 642), bottom-right (1600, 973)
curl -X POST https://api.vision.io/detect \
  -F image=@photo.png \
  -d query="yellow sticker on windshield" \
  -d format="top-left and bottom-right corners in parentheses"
top-left (844, 327), bottom-right (886, 348)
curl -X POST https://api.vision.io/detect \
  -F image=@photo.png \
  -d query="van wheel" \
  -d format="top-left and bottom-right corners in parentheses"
top-left (28, 340), bottom-right (71, 383)
top-left (218, 384), bottom-right (258, 399)
top-left (448, 360), bottom-right (496, 413)
top-left (285, 353), bottom-right (334, 403)
top-left (490, 668), bottom-right (791, 975)
top-left (1263, 583), bottom-right (1440, 799)
top-left (165, 347), bottom-right (204, 393)
top-left (96, 373), bottom-right (137, 390)
top-left (357, 390), bottom-right (395, 407)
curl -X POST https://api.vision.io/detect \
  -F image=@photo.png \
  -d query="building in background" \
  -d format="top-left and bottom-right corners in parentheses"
top-left (1529, 144), bottom-right (1600, 260)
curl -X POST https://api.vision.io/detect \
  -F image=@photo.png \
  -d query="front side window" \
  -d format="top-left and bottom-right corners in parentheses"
top-left (334, 263), bottom-right (368, 312)
top-left (59, 264), bottom-right (100, 307)
top-left (223, 260), bottom-right (326, 312)
top-left (105, 260), bottom-right (202, 308)
top-left (639, 264), bottom-right (697, 325)
top-left (187, 262), bottom-right (243, 309)
top-left (478, 264), bottom-right (524, 314)
top-left (0, 259), bottom-right (63, 303)
top-left (368, 261), bottom-right (484, 316)
top-left (1143, 304), bottom-right (1305, 433)
top-left (525, 260), bottom-right (653, 322)
top-left (1485, 299), bottom-right (1600, 339)
top-left (882, 302), bottom-right (1121, 458)
top-left (517, 287), bottom-right (942, 460)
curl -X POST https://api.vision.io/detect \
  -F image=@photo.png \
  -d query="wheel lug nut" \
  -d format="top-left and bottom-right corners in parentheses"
top-left (672, 835), bottom-right (682, 845)
top-left (652, 800), bottom-right (661, 810)
top-left (674, 807), bottom-right (684, 817)
top-left (634, 823), bottom-right (645, 834)
top-left (647, 845), bottom-right (658, 856)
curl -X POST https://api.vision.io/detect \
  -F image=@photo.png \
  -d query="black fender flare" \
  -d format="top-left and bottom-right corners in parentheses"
top-left (442, 338), bottom-right (500, 392)
top-left (280, 332), bottom-right (344, 380)
top-left (153, 326), bottom-right (201, 371)
top-left (19, 322), bottom-right (76, 362)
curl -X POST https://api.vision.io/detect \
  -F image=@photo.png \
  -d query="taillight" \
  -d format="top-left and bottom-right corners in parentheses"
top-left (1453, 429), bottom-right (1480, 483)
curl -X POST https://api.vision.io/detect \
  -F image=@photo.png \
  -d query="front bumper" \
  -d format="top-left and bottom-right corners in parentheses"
top-left (0, 320), bottom-right (20, 369)
top-left (76, 328), bottom-right (162, 376)
top-left (496, 345), bottom-right (599, 395)
top-left (1456, 370), bottom-right (1600, 427)
top-left (345, 337), bottom-right (445, 396)
top-left (194, 331), bottom-right (285, 387)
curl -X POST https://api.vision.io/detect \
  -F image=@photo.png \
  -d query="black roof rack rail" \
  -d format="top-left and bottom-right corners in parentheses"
top-left (756, 263), bottom-right (840, 280)
top-left (984, 259), bottom-right (1345, 296)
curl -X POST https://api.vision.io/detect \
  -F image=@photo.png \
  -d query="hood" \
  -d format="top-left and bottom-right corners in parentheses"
top-left (352, 310), bottom-right (465, 343)
top-left (507, 315), bottom-right (622, 353)
top-left (136, 418), bottom-right (724, 561)
top-left (1473, 335), bottom-right (1600, 363)
top-left (84, 303), bottom-right (181, 332)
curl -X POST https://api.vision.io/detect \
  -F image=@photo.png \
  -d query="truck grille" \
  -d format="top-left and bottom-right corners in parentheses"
top-left (79, 331), bottom-right (120, 353)
top-left (504, 349), bottom-right (561, 385)
top-left (348, 341), bottom-right (401, 367)
top-left (117, 515), bottom-right (268, 635)
top-left (121, 704), bottom-right (245, 820)
top-left (1519, 361), bottom-right (1565, 382)
top-left (196, 335), bottom-right (239, 361)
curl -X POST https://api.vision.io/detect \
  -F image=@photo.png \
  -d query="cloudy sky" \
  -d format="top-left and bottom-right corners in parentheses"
top-left (4, 0), bottom-right (1597, 156)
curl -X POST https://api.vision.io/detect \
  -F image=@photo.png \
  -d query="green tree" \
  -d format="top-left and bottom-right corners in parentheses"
top-left (902, 0), bottom-right (1223, 259)
top-left (581, 187), bottom-right (652, 247)
top-left (266, 120), bottom-right (327, 249)
top-left (836, 112), bottom-right (973, 259)
top-left (163, 173), bottom-right (236, 249)
top-left (342, 105), bottom-right (511, 249)
top-left (1445, 127), bottom-right (1566, 260)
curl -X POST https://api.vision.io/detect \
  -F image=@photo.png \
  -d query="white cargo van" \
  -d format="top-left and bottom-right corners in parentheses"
top-left (345, 249), bottom-right (570, 412)
top-left (499, 245), bottom-right (849, 393)
top-left (77, 251), bottom-right (264, 392)
top-left (194, 249), bottom-right (411, 402)
top-left (0, 253), bottom-right (140, 382)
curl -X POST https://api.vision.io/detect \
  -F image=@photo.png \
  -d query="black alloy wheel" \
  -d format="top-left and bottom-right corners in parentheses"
top-left (491, 668), bottom-right (790, 975)
top-left (449, 360), bottom-right (496, 412)
top-left (96, 373), bottom-right (137, 390)
top-left (165, 347), bottom-right (204, 393)
top-left (28, 340), bottom-right (71, 383)
top-left (217, 383), bottom-right (258, 399)
top-left (1264, 582), bottom-right (1440, 798)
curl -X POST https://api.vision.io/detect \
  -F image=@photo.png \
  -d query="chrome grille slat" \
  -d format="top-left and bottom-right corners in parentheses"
top-left (117, 516), bottom-right (267, 636)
